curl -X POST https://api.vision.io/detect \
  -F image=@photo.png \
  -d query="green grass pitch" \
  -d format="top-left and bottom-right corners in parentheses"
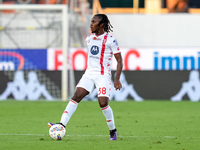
top-left (0, 100), bottom-right (200, 150)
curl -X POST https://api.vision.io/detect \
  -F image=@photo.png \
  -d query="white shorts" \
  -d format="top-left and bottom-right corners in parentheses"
top-left (76, 73), bottom-right (112, 99)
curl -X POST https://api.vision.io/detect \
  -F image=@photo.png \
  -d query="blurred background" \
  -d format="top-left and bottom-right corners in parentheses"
top-left (1, 0), bottom-right (200, 102)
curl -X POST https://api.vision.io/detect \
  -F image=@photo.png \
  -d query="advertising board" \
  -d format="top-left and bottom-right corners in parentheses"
top-left (48, 48), bottom-right (200, 71)
top-left (0, 49), bottom-right (47, 70)
top-left (0, 71), bottom-right (61, 100)
top-left (1, 48), bottom-right (200, 71)
top-left (0, 70), bottom-right (199, 102)
top-left (74, 70), bottom-right (200, 102)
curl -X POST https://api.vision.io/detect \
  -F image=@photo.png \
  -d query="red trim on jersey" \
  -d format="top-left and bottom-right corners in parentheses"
top-left (107, 120), bottom-right (112, 122)
top-left (100, 34), bottom-right (108, 75)
top-left (101, 105), bottom-right (110, 110)
top-left (64, 111), bottom-right (68, 113)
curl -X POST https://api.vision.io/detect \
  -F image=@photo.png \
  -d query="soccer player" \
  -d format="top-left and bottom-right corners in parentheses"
top-left (48, 14), bottom-right (123, 140)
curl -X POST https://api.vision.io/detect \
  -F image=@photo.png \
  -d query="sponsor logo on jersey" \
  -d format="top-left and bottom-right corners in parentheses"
top-left (90, 46), bottom-right (99, 55)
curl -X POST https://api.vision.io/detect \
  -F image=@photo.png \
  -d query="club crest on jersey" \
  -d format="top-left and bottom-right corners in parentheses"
top-left (90, 46), bottom-right (99, 55)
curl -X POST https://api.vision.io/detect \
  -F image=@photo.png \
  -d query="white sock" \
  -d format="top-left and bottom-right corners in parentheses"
top-left (101, 105), bottom-right (116, 130)
top-left (60, 100), bottom-right (78, 126)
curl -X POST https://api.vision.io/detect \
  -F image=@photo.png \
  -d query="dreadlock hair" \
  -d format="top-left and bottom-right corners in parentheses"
top-left (94, 14), bottom-right (113, 33)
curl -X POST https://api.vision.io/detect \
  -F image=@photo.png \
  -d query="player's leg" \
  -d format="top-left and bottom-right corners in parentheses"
top-left (99, 98), bottom-right (117, 139)
top-left (59, 74), bottom-right (94, 127)
top-left (48, 74), bottom-right (94, 128)
top-left (59, 87), bottom-right (89, 127)
top-left (95, 76), bottom-right (118, 140)
top-left (99, 97), bottom-right (118, 140)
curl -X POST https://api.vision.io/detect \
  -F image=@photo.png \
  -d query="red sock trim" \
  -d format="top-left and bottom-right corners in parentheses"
top-left (101, 105), bottom-right (110, 110)
top-left (70, 100), bottom-right (77, 104)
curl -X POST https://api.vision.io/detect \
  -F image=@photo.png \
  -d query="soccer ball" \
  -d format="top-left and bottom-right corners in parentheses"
top-left (49, 124), bottom-right (66, 140)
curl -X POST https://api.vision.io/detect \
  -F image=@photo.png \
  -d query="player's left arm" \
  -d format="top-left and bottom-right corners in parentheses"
top-left (114, 53), bottom-right (123, 90)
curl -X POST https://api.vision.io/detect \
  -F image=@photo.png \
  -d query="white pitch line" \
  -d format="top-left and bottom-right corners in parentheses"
top-left (0, 133), bottom-right (107, 137)
top-left (0, 133), bottom-right (46, 136)
top-left (0, 133), bottom-right (195, 139)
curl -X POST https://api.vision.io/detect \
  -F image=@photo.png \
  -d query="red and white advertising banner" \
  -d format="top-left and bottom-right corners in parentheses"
top-left (48, 48), bottom-right (200, 71)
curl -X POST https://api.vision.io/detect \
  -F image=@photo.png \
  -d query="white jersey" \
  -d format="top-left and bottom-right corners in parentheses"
top-left (85, 32), bottom-right (121, 76)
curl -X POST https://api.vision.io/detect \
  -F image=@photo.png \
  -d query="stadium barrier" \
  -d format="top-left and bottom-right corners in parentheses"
top-left (0, 70), bottom-right (199, 102)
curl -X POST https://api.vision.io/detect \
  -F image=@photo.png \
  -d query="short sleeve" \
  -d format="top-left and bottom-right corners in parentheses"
top-left (110, 38), bottom-right (121, 54)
